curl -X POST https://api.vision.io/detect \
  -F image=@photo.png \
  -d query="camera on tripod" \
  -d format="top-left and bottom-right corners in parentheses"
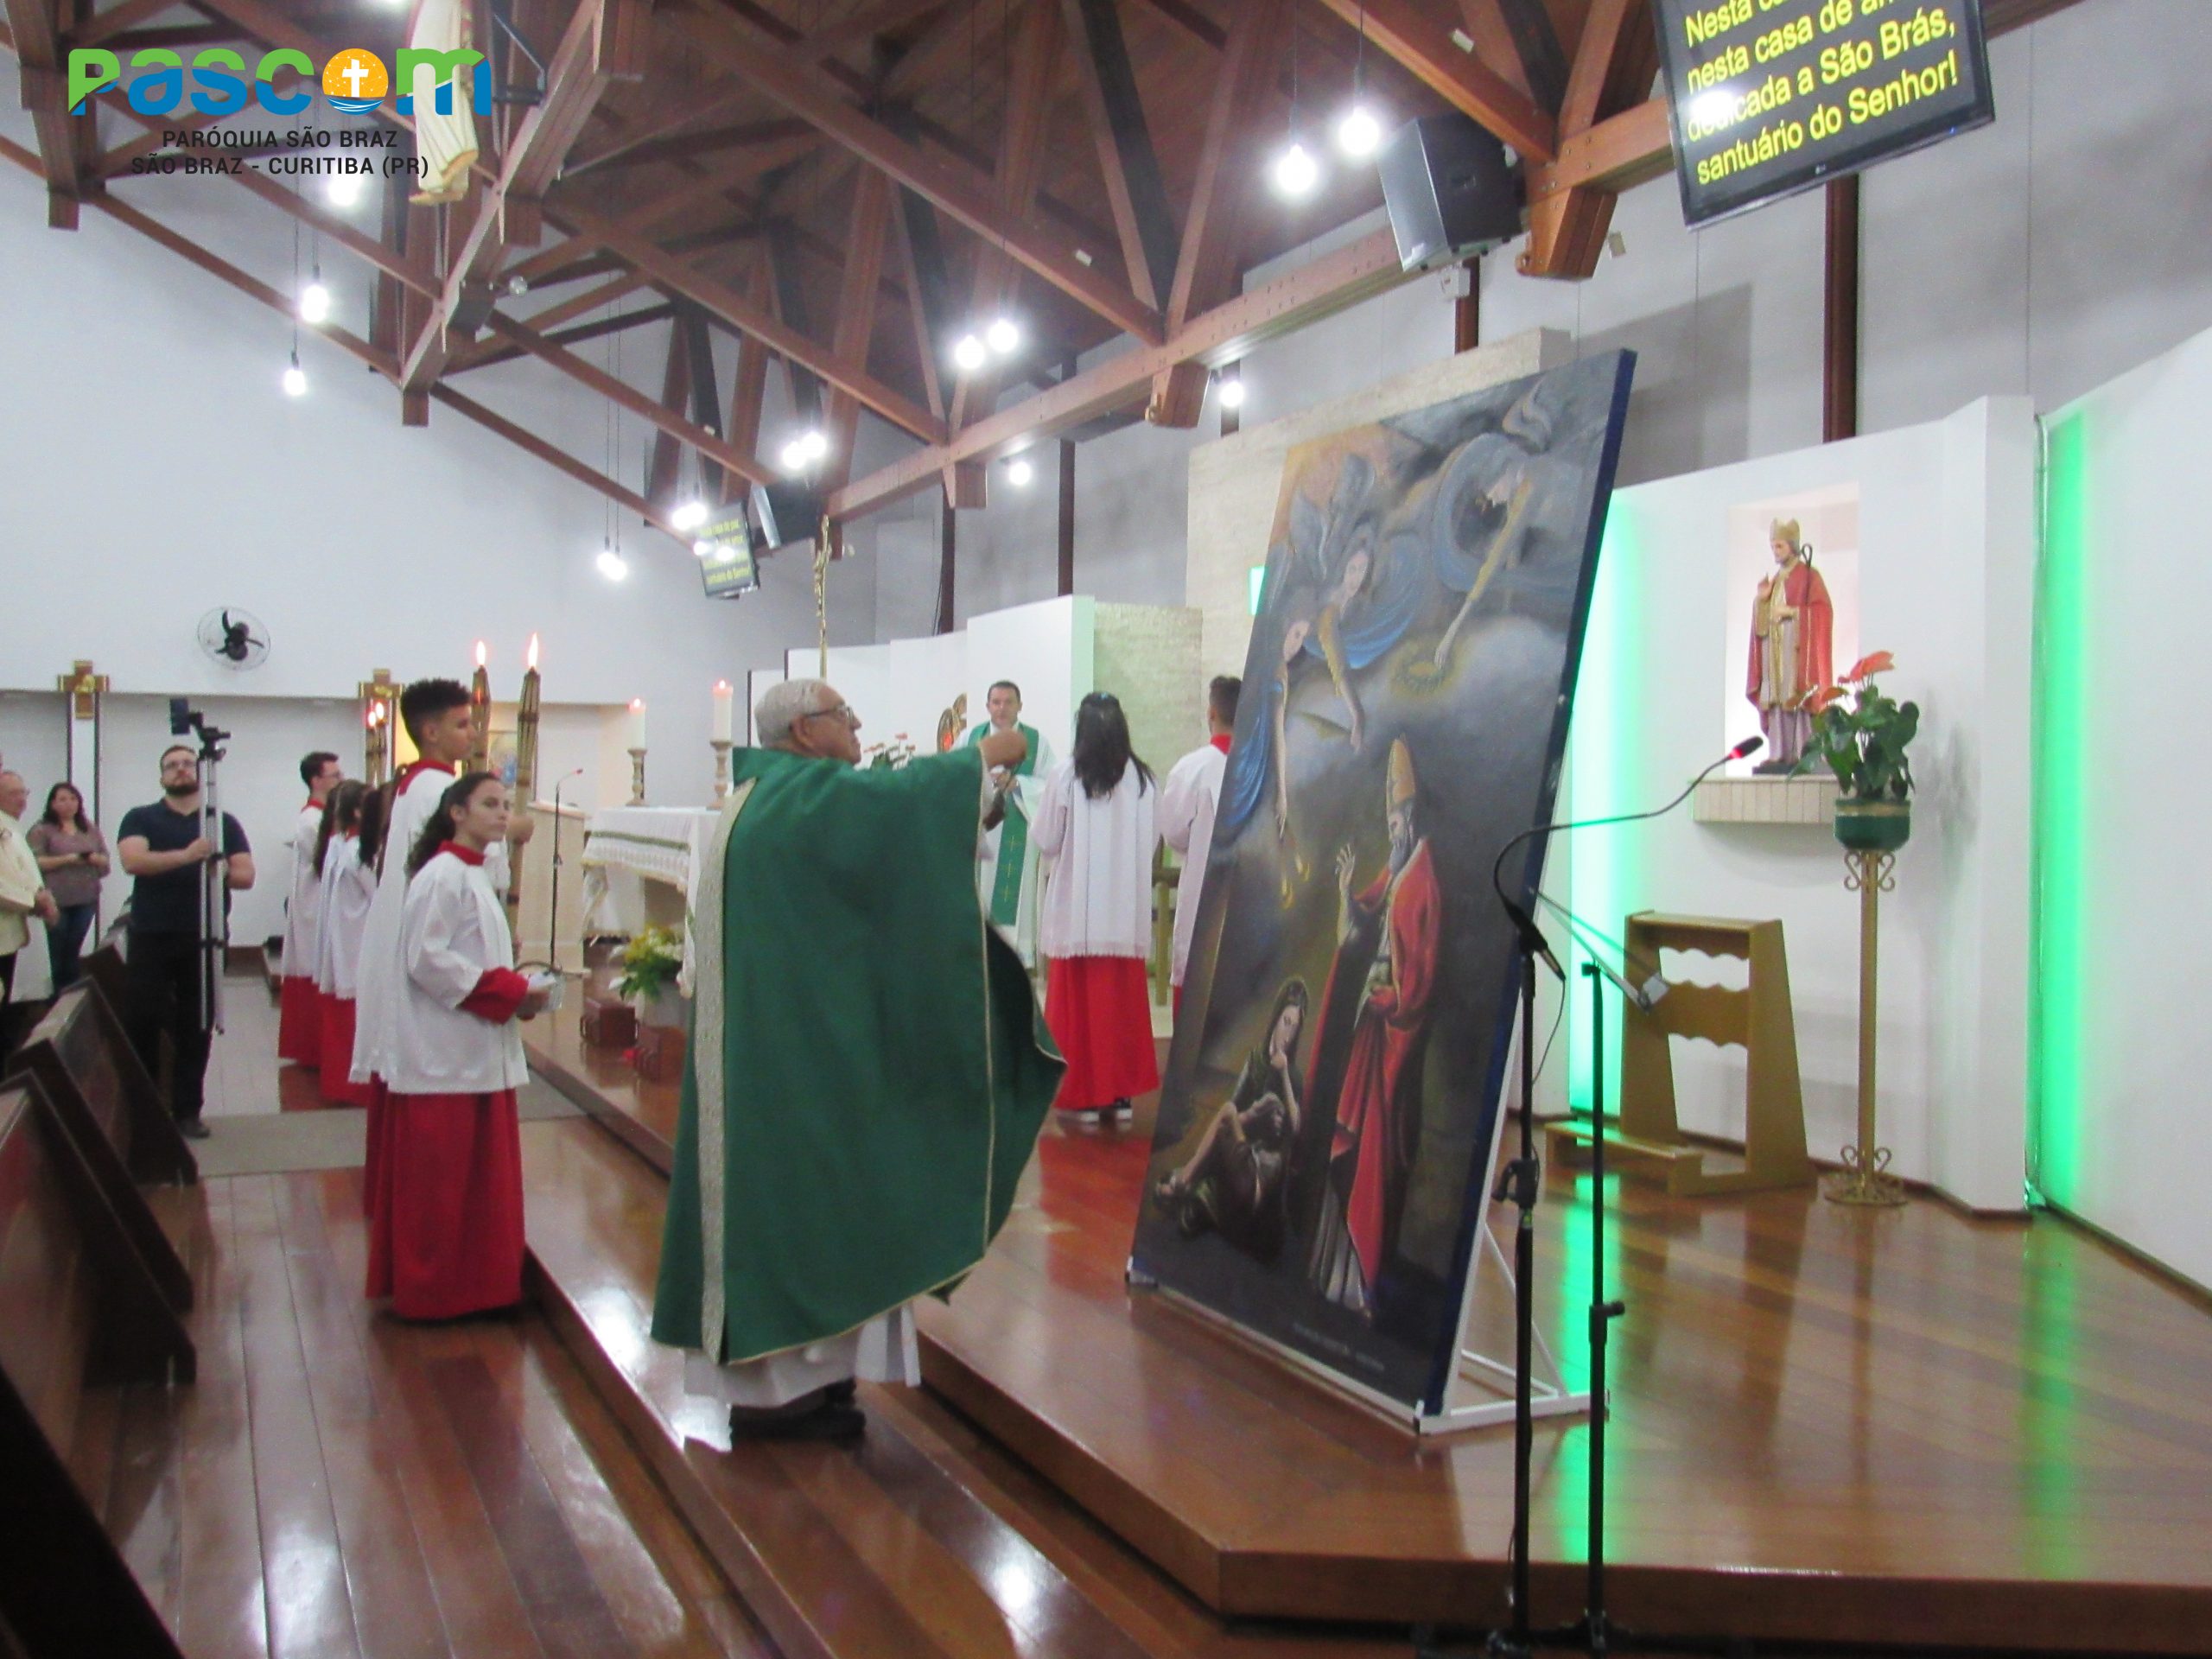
top-left (168, 697), bottom-right (231, 759)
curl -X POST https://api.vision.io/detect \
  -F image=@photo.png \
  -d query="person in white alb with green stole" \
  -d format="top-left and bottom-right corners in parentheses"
top-left (966, 679), bottom-right (1053, 967)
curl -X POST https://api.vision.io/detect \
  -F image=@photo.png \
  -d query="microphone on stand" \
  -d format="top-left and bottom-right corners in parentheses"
top-left (1491, 736), bottom-right (1768, 998)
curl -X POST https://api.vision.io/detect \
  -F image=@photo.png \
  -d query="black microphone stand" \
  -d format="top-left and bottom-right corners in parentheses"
top-left (1439, 742), bottom-right (1758, 1659)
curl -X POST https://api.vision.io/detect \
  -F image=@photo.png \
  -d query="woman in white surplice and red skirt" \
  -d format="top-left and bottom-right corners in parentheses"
top-left (365, 772), bottom-right (546, 1320)
top-left (1033, 692), bottom-right (1160, 1129)
top-left (313, 781), bottom-right (378, 1109)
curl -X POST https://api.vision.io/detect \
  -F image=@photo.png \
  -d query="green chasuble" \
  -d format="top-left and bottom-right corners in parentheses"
top-left (652, 745), bottom-right (1064, 1367)
top-left (967, 721), bottom-right (1039, 926)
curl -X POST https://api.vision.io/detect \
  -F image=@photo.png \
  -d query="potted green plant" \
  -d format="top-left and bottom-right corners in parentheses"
top-left (1796, 651), bottom-right (1918, 852)
top-left (613, 925), bottom-right (686, 1029)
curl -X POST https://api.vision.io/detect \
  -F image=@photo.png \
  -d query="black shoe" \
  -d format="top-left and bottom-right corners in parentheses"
top-left (728, 1398), bottom-right (865, 1445)
top-left (823, 1379), bottom-right (857, 1406)
top-left (176, 1116), bottom-right (211, 1141)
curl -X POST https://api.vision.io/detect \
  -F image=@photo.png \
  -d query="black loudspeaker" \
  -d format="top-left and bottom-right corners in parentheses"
top-left (1376, 112), bottom-right (1522, 273)
top-left (750, 480), bottom-right (823, 553)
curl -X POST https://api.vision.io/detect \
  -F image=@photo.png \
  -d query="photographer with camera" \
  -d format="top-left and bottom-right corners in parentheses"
top-left (117, 742), bottom-right (254, 1138)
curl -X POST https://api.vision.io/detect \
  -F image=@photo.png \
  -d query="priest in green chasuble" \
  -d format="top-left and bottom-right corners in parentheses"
top-left (652, 678), bottom-right (1063, 1445)
top-left (966, 679), bottom-right (1054, 966)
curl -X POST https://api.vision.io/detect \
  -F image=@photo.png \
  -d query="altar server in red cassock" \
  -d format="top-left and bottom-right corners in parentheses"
top-left (365, 772), bottom-right (546, 1320)
top-left (351, 678), bottom-right (527, 1216)
top-left (276, 751), bottom-right (342, 1066)
top-left (1034, 692), bottom-right (1160, 1128)
top-left (1306, 739), bottom-right (1441, 1317)
top-left (314, 782), bottom-right (378, 1109)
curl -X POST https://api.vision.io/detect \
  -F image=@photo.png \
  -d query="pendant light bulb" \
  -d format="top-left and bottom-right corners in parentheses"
top-left (1271, 140), bottom-right (1319, 199)
top-left (1336, 104), bottom-right (1382, 159)
top-left (985, 315), bottom-right (1020, 355)
top-left (1007, 457), bottom-right (1033, 487)
top-left (1217, 375), bottom-right (1247, 410)
top-left (299, 278), bottom-right (332, 324)
top-left (596, 544), bottom-right (630, 582)
top-left (801, 429), bottom-right (829, 461)
top-left (672, 499), bottom-right (709, 532)
top-left (282, 352), bottom-right (308, 397)
top-left (326, 173), bottom-right (364, 207)
top-left (952, 333), bottom-right (988, 374)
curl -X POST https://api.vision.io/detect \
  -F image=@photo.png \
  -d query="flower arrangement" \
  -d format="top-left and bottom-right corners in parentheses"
top-left (1796, 652), bottom-right (1918, 802)
top-left (613, 925), bottom-right (683, 1002)
top-left (865, 733), bottom-right (918, 771)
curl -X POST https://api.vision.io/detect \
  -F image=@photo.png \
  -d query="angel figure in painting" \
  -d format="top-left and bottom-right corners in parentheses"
top-left (1152, 979), bottom-right (1309, 1260)
top-left (1217, 583), bottom-right (1319, 899)
top-left (1745, 518), bottom-right (1834, 772)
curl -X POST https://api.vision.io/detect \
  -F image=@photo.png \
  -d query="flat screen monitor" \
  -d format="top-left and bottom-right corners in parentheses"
top-left (1654, 0), bottom-right (1995, 226)
top-left (696, 507), bottom-right (758, 600)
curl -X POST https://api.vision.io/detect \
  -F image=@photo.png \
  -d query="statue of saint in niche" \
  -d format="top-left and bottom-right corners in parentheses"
top-left (1745, 518), bottom-right (1834, 773)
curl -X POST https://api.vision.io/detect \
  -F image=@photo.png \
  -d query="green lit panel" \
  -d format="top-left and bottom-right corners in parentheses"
top-left (1565, 506), bottom-right (1644, 1117)
top-left (2030, 413), bottom-right (2092, 1209)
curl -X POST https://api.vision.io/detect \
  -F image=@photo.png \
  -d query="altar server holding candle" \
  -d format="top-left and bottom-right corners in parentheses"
top-left (365, 772), bottom-right (546, 1320)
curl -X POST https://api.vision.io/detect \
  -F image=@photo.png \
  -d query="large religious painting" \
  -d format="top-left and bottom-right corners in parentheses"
top-left (1134, 352), bottom-right (1637, 1414)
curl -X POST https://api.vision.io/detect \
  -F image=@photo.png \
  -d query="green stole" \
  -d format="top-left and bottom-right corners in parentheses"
top-left (968, 721), bottom-right (1039, 928)
top-left (651, 745), bottom-right (1063, 1366)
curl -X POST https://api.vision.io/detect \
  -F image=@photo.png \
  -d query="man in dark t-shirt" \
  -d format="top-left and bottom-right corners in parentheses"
top-left (116, 744), bottom-right (255, 1137)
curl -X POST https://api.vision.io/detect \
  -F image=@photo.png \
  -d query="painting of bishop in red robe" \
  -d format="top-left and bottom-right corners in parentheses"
top-left (1306, 738), bottom-right (1442, 1317)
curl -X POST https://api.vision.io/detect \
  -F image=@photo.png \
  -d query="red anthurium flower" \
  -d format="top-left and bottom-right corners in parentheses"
top-left (1806, 684), bottom-right (1845, 715)
top-left (1843, 650), bottom-right (1895, 683)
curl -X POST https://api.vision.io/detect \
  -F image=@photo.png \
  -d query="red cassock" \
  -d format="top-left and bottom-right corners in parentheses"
top-left (1315, 840), bottom-right (1441, 1287)
top-left (276, 975), bottom-right (323, 1068)
top-left (1745, 558), bottom-right (1835, 706)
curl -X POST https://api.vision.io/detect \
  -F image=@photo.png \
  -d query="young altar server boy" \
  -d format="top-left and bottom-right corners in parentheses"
top-left (314, 782), bottom-right (378, 1109)
top-left (349, 677), bottom-right (530, 1216)
top-left (365, 772), bottom-right (547, 1320)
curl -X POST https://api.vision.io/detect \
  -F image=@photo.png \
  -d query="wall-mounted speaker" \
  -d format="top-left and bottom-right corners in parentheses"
top-left (1376, 113), bottom-right (1522, 273)
top-left (751, 481), bottom-right (823, 554)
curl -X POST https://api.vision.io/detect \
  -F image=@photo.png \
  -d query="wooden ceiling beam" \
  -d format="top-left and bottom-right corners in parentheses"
top-left (889, 187), bottom-right (949, 423)
top-left (1131, 0), bottom-right (1224, 50)
top-left (1520, 0), bottom-right (1650, 279)
top-left (484, 312), bottom-right (778, 489)
top-left (1062, 0), bottom-right (1179, 315)
top-left (724, 256), bottom-right (773, 491)
top-left (401, 0), bottom-right (639, 395)
top-left (569, 118), bottom-right (816, 178)
top-left (673, 0), bottom-right (1160, 346)
top-left (831, 226), bottom-right (1413, 520)
top-left (453, 296), bottom-right (676, 373)
top-left (1309, 0), bottom-right (1557, 162)
top-left (948, 0), bottom-right (1061, 436)
top-left (1452, 1), bottom-right (1539, 104)
top-left (67, 0), bottom-right (175, 48)
top-left (6, 0), bottom-right (99, 226)
top-left (647, 314), bottom-right (693, 504)
top-left (1164, 0), bottom-right (1285, 335)
top-left (824, 168), bottom-right (894, 489)
top-left (553, 198), bottom-right (946, 442)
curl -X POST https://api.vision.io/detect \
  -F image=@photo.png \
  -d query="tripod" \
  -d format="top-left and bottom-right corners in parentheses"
top-left (168, 701), bottom-right (232, 1040)
top-left (1441, 741), bottom-right (1762, 1659)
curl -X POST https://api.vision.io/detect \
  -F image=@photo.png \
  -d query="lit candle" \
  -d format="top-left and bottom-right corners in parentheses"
top-left (712, 679), bottom-right (734, 743)
top-left (628, 697), bottom-right (647, 750)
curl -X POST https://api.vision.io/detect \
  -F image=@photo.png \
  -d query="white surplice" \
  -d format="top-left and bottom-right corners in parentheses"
top-left (1158, 741), bottom-right (1227, 989)
top-left (1033, 758), bottom-right (1158, 961)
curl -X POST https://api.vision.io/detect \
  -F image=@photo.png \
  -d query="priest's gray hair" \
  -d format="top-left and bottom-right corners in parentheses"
top-left (755, 677), bottom-right (834, 748)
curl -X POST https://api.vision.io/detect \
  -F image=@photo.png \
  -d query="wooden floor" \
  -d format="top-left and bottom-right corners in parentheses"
top-left (526, 1015), bottom-right (2212, 1656)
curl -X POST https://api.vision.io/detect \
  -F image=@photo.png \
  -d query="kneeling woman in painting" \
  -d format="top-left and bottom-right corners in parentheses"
top-left (366, 772), bottom-right (547, 1319)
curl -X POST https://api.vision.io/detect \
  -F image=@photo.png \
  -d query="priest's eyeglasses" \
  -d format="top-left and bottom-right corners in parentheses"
top-left (799, 702), bottom-right (858, 728)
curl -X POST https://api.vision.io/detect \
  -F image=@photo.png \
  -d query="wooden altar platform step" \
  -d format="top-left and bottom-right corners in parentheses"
top-left (519, 1115), bottom-right (1405, 1659)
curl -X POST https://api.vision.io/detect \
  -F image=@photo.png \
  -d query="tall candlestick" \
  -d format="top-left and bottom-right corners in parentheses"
top-left (511, 633), bottom-right (542, 916)
top-left (712, 679), bottom-right (734, 744)
top-left (627, 697), bottom-right (647, 751)
top-left (469, 639), bottom-right (492, 772)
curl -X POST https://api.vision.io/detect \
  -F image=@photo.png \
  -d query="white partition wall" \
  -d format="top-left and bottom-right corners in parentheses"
top-left (966, 596), bottom-right (1091, 760)
top-left (2033, 322), bottom-right (2212, 1291)
top-left (1554, 397), bottom-right (2038, 1214)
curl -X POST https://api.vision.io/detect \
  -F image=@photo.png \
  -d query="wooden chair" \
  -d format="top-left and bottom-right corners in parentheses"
top-left (7, 986), bottom-right (194, 1316)
top-left (0, 1075), bottom-right (192, 1659)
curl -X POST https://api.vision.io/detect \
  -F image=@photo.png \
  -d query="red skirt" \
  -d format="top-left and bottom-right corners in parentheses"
top-left (317, 997), bottom-right (372, 1108)
top-left (1045, 956), bottom-right (1159, 1112)
top-left (277, 976), bottom-right (322, 1068)
top-left (365, 1088), bottom-right (525, 1320)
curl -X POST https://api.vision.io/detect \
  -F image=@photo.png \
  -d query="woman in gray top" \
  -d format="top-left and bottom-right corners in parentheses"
top-left (29, 782), bottom-right (107, 990)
